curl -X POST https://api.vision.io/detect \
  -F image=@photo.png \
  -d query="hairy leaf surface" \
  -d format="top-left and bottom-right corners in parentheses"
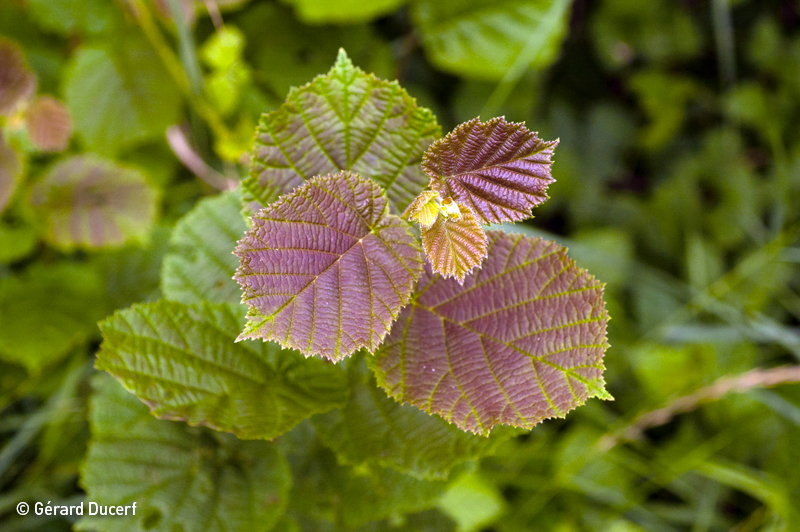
top-left (77, 376), bottom-right (291, 532)
top-left (424, 117), bottom-right (557, 224)
top-left (235, 172), bottom-right (423, 361)
top-left (0, 263), bottom-right (105, 372)
top-left (162, 189), bottom-right (247, 305)
top-left (97, 300), bottom-right (348, 440)
top-left (412, 0), bottom-right (572, 80)
top-left (0, 132), bottom-right (22, 213)
top-left (371, 231), bottom-right (610, 435)
top-left (280, 421), bottom-right (448, 528)
top-left (422, 207), bottom-right (488, 283)
top-left (244, 49), bottom-right (439, 213)
top-left (30, 156), bottom-right (158, 250)
top-left (313, 356), bottom-right (516, 480)
top-left (0, 37), bottom-right (36, 115)
top-left (25, 96), bottom-right (73, 152)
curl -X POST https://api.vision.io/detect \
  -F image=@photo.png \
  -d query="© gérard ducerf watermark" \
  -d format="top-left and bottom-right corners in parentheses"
top-left (16, 501), bottom-right (138, 517)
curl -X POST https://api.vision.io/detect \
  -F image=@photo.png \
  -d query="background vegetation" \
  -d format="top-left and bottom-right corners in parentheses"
top-left (2, 0), bottom-right (800, 530)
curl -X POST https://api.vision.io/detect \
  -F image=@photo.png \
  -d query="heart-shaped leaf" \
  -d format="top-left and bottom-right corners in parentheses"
top-left (30, 156), bottom-right (158, 250)
top-left (25, 96), bottom-right (73, 152)
top-left (244, 49), bottom-right (440, 213)
top-left (162, 189), bottom-right (248, 305)
top-left (423, 117), bottom-right (558, 224)
top-left (77, 376), bottom-right (291, 532)
top-left (370, 231), bottom-right (610, 435)
top-left (0, 37), bottom-right (36, 116)
top-left (421, 206), bottom-right (488, 284)
top-left (236, 171), bottom-right (423, 361)
top-left (97, 300), bottom-right (348, 440)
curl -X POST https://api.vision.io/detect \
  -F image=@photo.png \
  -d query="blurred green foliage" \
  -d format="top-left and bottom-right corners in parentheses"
top-left (2, 0), bottom-right (800, 531)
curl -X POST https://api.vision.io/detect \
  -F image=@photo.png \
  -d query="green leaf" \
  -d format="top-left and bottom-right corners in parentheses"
top-left (0, 263), bottom-right (106, 372)
top-left (281, 0), bottom-right (407, 24)
top-left (313, 356), bottom-right (516, 480)
top-left (412, 0), bottom-right (572, 80)
top-left (77, 375), bottom-right (291, 532)
top-left (29, 156), bottom-right (159, 250)
top-left (97, 300), bottom-right (348, 439)
top-left (244, 49), bottom-right (440, 213)
top-left (0, 131), bottom-right (23, 213)
top-left (280, 422), bottom-right (448, 528)
top-left (162, 189), bottom-right (247, 305)
top-left (236, 172), bottom-right (423, 362)
top-left (438, 471), bottom-right (506, 532)
top-left (28, 0), bottom-right (116, 35)
top-left (64, 42), bottom-right (181, 155)
top-left (370, 231), bottom-right (611, 435)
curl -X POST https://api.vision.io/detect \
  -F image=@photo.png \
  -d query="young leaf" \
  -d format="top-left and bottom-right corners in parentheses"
top-left (235, 171), bottom-right (423, 361)
top-left (25, 96), bottom-right (73, 152)
top-left (422, 207), bottom-right (488, 284)
top-left (77, 376), bottom-right (291, 532)
top-left (412, 0), bottom-right (572, 80)
top-left (423, 117), bottom-right (558, 224)
top-left (0, 37), bottom-right (36, 116)
top-left (29, 156), bottom-right (158, 250)
top-left (97, 300), bottom-right (348, 440)
top-left (162, 189), bottom-right (248, 305)
top-left (370, 231), bottom-right (610, 435)
top-left (313, 356), bottom-right (517, 480)
top-left (0, 132), bottom-right (22, 213)
top-left (244, 49), bottom-right (440, 213)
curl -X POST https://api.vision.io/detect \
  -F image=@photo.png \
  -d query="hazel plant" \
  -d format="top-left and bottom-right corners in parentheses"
top-left (96, 50), bottom-right (610, 446)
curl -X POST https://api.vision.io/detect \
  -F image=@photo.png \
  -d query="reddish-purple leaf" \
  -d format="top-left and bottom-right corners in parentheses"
top-left (370, 230), bottom-right (610, 435)
top-left (244, 49), bottom-right (440, 213)
top-left (29, 156), bottom-right (158, 250)
top-left (423, 117), bottom-right (558, 224)
top-left (235, 171), bottom-right (423, 361)
top-left (0, 38), bottom-right (36, 116)
top-left (422, 206), bottom-right (487, 284)
top-left (25, 96), bottom-right (73, 152)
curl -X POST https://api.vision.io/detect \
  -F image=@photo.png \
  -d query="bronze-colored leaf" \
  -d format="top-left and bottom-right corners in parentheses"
top-left (422, 206), bottom-right (487, 284)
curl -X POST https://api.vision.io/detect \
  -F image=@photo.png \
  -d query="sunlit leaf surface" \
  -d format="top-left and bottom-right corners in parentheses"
top-left (97, 300), bottom-right (348, 439)
top-left (30, 156), bottom-right (158, 250)
top-left (282, 0), bottom-right (407, 23)
top-left (236, 172), bottom-right (423, 361)
top-left (424, 117), bottom-right (557, 224)
top-left (77, 376), bottom-right (291, 532)
top-left (371, 231), bottom-right (610, 435)
top-left (244, 49), bottom-right (440, 213)
top-left (422, 207), bottom-right (488, 283)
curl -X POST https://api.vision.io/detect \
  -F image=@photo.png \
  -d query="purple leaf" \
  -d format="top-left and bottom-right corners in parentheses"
top-left (25, 96), bottom-right (72, 152)
top-left (423, 117), bottom-right (558, 224)
top-left (29, 156), bottom-right (158, 250)
top-left (235, 171), bottom-right (424, 361)
top-left (244, 49), bottom-right (440, 213)
top-left (370, 230), bottom-right (610, 435)
top-left (0, 37), bottom-right (36, 116)
top-left (422, 206), bottom-right (488, 284)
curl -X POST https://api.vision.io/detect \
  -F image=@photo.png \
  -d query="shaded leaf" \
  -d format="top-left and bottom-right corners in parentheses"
top-left (280, 421), bottom-right (448, 528)
top-left (0, 263), bottom-right (106, 372)
top-left (438, 471), bottom-right (505, 532)
top-left (64, 42), bottom-right (181, 155)
top-left (162, 189), bottom-right (247, 305)
top-left (28, 0), bottom-right (116, 35)
top-left (0, 131), bottom-right (23, 213)
top-left (244, 49), bottom-right (439, 213)
top-left (370, 231), bottom-right (610, 435)
top-left (0, 37), bottom-right (36, 116)
top-left (423, 117), bottom-right (557, 224)
top-left (412, 0), bottom-right (572, 80)
top-left (77, 375), bottom-right (291, 532)
top-left (313, 355), bottom-right (517, 480)
top-left (97, 300), bottom-right (348, 440)
top-left (235, 171), bottom-right (423, 361)
top-left (30, 156), bottom-right (159, 250)
top-left (25, 95), bottom-right (73, 152)
top-left (422, 207), bottom-right (488, 283)
top-left (281, 0), bottom-right (407, 24)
